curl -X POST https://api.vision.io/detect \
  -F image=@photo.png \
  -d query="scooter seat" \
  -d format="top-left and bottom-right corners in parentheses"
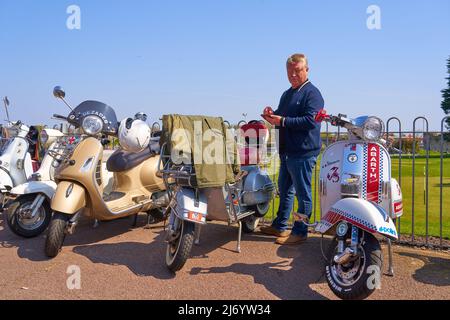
top-left (106, 146), bottom-right (156, 173)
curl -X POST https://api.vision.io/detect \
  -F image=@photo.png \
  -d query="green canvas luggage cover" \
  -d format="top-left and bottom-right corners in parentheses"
top-left (160, 114), bottom-right (240, 188)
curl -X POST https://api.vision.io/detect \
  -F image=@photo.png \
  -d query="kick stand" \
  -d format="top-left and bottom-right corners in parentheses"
top-left (236, 221), bottom-right (242, 253)
top-left (386, 238), bottom-right (394, 277)
top-left (143, 213), bottom-right (153, 229)
top-left (194, 224), bottom-right (202, 245)
top-left (93, 219), bottom-right (99, 228)
top-left (132, 213), bottom-right (139, 227)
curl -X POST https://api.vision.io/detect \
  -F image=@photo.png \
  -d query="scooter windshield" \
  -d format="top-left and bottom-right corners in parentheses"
top-left (67, 100), bottom-right (118, 135)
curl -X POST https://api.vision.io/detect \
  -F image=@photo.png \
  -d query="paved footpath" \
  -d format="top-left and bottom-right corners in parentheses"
top-left (1, 214), bottom-right (449, 300)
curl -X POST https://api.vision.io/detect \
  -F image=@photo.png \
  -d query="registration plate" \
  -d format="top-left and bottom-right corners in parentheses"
top-left (187, 211), bottom-right (204, 223)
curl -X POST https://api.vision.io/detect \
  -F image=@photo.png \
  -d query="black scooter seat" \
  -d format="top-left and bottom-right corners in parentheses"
top-left (106, 147), bottom-right (155, 173)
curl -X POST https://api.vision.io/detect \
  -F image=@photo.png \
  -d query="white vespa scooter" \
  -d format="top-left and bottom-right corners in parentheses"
top-left (5, 128), bottom-right (68, 237)
top-left (0, 97), bottom-right (35, 209)
top-left (5, 127), bottom-right (115, 238)
top-left (299, 110), bottom-right (403, 300)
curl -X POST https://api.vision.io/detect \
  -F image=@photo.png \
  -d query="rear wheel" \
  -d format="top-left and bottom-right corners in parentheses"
top-left (45, 212), bottom-right (71, 258)
top-left (251, 201), bottom-right (270, 218)
top-left (147, 207), bottom-right (167, 224)
top-left (325, 232), bottom-right (383, 300)
top-left (6, 195), bottom-right (52, 238)
top-left (166, 217), bottom-right (195, 272)
top-left (242, 215), bottom-right (260, 233)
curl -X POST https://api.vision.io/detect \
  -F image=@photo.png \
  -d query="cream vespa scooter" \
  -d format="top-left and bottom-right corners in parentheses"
top-left (5, 126), bottom-right (115, 238)
top-left (44, 86), bottom-right (168, 258)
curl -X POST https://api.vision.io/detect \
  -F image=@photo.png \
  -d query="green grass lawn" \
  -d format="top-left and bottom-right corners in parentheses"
top-left (263, 155), bottom-right (450, 239)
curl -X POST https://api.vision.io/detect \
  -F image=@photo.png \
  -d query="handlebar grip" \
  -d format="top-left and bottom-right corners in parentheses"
top-left (53, 114), bottom-right (67, 120)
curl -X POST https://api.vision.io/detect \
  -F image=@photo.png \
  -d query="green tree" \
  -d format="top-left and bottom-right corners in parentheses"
top-left (441, 56), bottom-right (450, 129)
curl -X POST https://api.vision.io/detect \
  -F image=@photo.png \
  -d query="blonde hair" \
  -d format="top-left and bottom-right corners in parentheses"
top-left (287, 53), bottom-right (308, 67)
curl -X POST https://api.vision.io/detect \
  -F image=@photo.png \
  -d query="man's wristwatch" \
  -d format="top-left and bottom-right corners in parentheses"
top-left (281, 117), bottom-right (286, 127)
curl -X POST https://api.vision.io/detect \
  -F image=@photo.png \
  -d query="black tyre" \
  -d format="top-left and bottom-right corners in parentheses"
top-left (147, 207), bottom-right (167, 224)
top-left (6, 195), bottom-right (52, 238)
top-left (250, 201), bottom-right (270, 218)
top-left (325, 232), bottom-right (383, 300)
top-left (242, 215), bottom-right (261, 233)
top-left (165, 218), bottom-right (195, 272)
top-left (45, 212), bottom-right (71, 258)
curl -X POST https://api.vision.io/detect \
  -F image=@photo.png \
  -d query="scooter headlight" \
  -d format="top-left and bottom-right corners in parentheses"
top-left (82, 115), bottom-right (103, 136)
top-left (362, 116), bottom-right (384, 141)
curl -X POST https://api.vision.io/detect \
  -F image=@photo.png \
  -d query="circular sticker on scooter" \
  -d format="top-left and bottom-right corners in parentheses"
top-left (348, 153), bottom-right (358, 163)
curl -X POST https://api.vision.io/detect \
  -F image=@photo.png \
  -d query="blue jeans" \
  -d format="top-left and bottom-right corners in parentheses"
top-left (272, 154), bottom-right (317, 237)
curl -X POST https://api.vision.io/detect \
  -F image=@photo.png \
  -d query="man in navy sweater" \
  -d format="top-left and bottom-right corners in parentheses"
top-left (261, 53), bottom-right (324, 245)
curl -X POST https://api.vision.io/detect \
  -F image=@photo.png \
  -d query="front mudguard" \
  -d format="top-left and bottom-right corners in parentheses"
top-left (315, 198), bottom-right (398, 240)
top-left (9, 180), bottom-right (57, 200)
top-left (51, 181), bottom-right (86, 215)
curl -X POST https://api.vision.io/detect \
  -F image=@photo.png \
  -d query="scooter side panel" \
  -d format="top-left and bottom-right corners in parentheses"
top-left (390, 178), bottom-right (403, 218)
top-left (51, 181), bottom-right (86, 214)
top-left (319, 141), bottom-right (346, 216)
top-left (315, 197), bottom-right (398, 240)
top-left (241, 165), bottom-right (274, 206)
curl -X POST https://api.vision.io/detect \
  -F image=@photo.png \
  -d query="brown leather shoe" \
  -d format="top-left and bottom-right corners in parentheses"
top-left (275, 234), bottom-right (307, 245)
top-left (259, 225), bottom-right (290, 238)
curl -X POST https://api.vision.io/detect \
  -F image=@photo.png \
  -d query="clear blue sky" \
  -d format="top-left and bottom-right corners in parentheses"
top-left (1, 0), bottom-right (449, 130)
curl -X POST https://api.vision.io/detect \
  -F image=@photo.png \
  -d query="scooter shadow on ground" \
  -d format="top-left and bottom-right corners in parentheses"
top-left (71, 221), bottom-right (276, 279)
top-left (0, 213), bottom-right (156, 262)
top-left (396, 251), bottom-right (450, 286)
top-left (0, 213), bottom-right (49, 262)
top-left (188, 222), bottom-right (279, 260)
top-left (72, 230), bottom-right (176, 280)
top-left (190, 230), bottom-right (332, 300)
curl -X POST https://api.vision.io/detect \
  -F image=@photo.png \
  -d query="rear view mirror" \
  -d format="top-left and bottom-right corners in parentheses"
top-left (3, 96), bottom-right (10, 107)
top-left (53, 86), bottom-right (66, 99)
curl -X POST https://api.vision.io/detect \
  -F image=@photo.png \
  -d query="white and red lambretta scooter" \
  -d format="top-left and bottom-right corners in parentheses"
top-left (299, 110), bottom-right (403, 300)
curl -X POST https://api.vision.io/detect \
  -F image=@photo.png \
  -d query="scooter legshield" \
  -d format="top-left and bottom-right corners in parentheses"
top-left (51, 181), bottom-right (86, 214)
top-left (0, 169), bottom-right (13, 192)
top-left (315, 197), bottom-right (398, 240)
top-left (170, 187), bottom-right (208, 224)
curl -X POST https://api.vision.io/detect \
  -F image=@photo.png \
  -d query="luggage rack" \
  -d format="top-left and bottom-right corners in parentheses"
top-left (157, 143), bottom-right (253, 252)
top-left (47, 134), bottom-right (84, 167)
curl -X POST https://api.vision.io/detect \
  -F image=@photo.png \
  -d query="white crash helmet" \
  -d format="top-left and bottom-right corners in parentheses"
top-left (118, 118), bottom-right (151, 153)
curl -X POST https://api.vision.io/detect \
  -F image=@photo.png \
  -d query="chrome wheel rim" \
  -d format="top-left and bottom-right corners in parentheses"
top-left (330, 245), bottom-right (366, 287)
top-left (17, 202), bottom-right (46, 230)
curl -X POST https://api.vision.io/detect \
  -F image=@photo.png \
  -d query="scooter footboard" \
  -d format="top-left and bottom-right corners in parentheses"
top-left (315, 198), bottom-right (398, 240)
top-left (51, 181), bottom-right (86, 214)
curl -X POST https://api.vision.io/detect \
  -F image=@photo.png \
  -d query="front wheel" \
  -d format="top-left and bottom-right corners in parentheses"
top-left (165, 217), bottom-right (195, 272)
top-left (45, 212), bottom-right (71, 258)
top-left (325, 232), bottom-right (382, 300)
top-left (6, 195), bottom-right (52, 238)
